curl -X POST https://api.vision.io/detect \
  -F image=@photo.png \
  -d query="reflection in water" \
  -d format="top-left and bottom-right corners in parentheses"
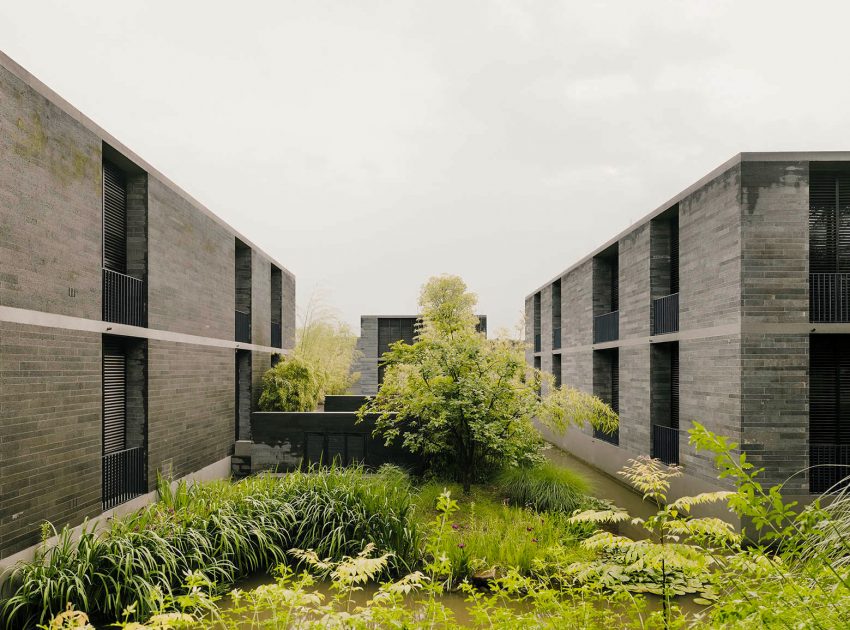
top-left (544, 443), bottom-right (658, 540)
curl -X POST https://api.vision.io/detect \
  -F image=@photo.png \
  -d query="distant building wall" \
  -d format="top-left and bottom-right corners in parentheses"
top-left (0, 51), bottom-right (295, 559)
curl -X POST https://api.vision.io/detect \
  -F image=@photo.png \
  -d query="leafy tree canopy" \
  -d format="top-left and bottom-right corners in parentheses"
top-left (359, 274), bottom-right (618, 492)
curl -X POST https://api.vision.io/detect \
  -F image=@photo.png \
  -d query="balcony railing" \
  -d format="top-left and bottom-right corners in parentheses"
top-left (103, 447), bottom-right (146, 510)
top-left (271, 321), bottom-right (282, 348)
top-left (533, 333), bottom-right (541, 353)
top-left (594, 426), bottom-right (619, 445)
top-left (552, 327), bottom-right (561, 349)
top-left (652, 292), bottom-right (679, 335)
top-left (651, 424), bottom-right (680, 466)
top-left (235, 309), bottom-right (251, 343)
top-left (103, 268), bottom-right (145, 327)
top-left (811, 273), bottom-right (850, 322)
top-left (593, 310), bottom-right (619, 344)
top-left (810, 444), bottom-right (850, 493)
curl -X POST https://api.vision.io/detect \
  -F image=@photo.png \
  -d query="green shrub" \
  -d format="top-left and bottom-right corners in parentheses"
top-left (258, 356), bottom-right (322, 411)
top-left (0, 465), bottom-right (420, 628)
top-left (495, 462), bottom-right (590, 514)
top-left (415, 482), bottom-right (592, 580)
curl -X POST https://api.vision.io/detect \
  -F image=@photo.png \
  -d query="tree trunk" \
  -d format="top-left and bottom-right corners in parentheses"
top-left (462, 472), bottom-right (472, 495)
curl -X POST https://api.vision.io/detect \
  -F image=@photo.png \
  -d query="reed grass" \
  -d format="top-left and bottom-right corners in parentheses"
top-left (0, 464), bottom-right (420, 628)
top-left (495, 462), bottom-right (590, 514)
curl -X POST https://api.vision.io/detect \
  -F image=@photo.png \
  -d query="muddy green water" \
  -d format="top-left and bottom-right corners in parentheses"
top-left (543, 444), bottom-right (659, 540)
top-left (224, 444), bottom-right (700, 625)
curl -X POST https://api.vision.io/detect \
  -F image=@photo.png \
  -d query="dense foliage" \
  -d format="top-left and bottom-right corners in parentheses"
top-left (13, 424), bottom-right (850, 628)
top-left (257, 356), bottom-right (323, 412)
top-left (295, 291), bottom-right (361, 396)
top-left (495, 462), bottom-right (590, 514)
top-left (0, 466), bottom-right (419, 628)
top-left (358, 275), bottom-right (618, 491)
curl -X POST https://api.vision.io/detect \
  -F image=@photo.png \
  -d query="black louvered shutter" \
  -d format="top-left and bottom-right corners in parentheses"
top-left (670, 345), bottom-right (679, 431)
top-left (810, 171), bottom-right (838, 274)
top-left (103, 339), bottom-right (126, 454)
top-left (839, 173), bottom-right (850, 272)
top-left (103, 162), bottom-right (127, 273)
top-left (811, 336), bottom-right (850, 445)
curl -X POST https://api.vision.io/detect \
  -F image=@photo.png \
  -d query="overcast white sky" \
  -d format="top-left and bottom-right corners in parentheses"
top-left (3, 1), bottom-right (850, 333)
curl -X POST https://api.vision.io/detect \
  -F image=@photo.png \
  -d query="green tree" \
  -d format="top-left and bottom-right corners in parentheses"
top-left (295, 290), bottom-right (361, 397)
top-left (258, 355), bottom-right (322, 412)
top-left (358, 275), bottom-right (617, 492)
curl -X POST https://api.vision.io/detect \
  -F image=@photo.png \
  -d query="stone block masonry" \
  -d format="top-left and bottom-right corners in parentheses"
top-left (0, 50), bottom-right (296, 560)
top-left (0, 322), bottom-right (102, 556)
top-left (527, 152), bottom-right (850, 502)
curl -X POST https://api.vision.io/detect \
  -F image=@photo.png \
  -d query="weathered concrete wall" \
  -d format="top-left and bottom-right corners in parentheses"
top-left (619, 224), bottom-right (651, 339)
top-left (0, 51), bottom-right (295, 562)
top-left (147, 177), bottom-right (235, 339)
top-left (679, 164), bottom-right (742, 331)
top-left (0, 323), bottom-right (102, 557)
top-left (282, 270), bottom-right (296, 350)
top-left (146, 340), bottom-right (234, 486)
top-left (527, 161), bottom-right (746, 492)
top-left (0, 64), bottom-right (102, 318)
top-left (251, 250), bottom-right (271, 348)
top-left (352, 316), bottom-right (379, 395)
top-left (738, 159), bottom-right (810, 491)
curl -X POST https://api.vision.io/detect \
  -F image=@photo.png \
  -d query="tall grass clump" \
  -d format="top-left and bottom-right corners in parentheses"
top-left (496, 462), bottom-right (590, 514)
top-left (0, 464), bottom-right (420, 628)
top-left (414, 482), bottom-right (593, 580)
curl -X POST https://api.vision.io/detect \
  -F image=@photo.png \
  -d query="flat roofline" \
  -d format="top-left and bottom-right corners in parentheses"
top-left (525, 151), bottom-right (850, 300)
top-left (0, 50), bottom-right (293, 277)
top-left (360, 314), bottom-right (487, 318)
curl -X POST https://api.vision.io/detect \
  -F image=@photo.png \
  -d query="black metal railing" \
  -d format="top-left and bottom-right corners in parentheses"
top-left (593, 310), bottom-right (619, 343)
top-left (594, 427), bottom-right (619, 445)
top-left (810, 444), bottom-right (850, 493)
top-left (652, 292), bottom-right (679, 335)
top-left (102, 447), bottom-right (146, 510)
top-left (534, 333), bottom-right (541, 353)
top-left (103, 268), bottom-right (145, 327)
top-left (552, 327), bottom-right (561, 349)
top-left (651, 424), bottom-right (680, 466)
top-left (271, 321), bottom-right (282, 348)
top-left (810, 273), bottom-right (850, 322)
top-left (235, 309), bottom-right (251, 343)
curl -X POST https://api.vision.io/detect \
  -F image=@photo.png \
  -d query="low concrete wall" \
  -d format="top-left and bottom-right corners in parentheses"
top-left (324, 395), bottom-right (369, 412)
top-left (248, 412), bottom-right (420, 473)
top-left (537, 422), bottom-right (742, 526)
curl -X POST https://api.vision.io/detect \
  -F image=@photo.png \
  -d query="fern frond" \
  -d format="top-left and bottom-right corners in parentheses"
top-left (668, 491), bottom-right (735, 512)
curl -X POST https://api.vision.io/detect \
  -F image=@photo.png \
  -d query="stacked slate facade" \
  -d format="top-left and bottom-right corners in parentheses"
top-left (527, 153), bottom-right (850, 502)
top-left (0, 52), bottom-right (295, 560)
top-left (353, 315), bottom-right (487, 396)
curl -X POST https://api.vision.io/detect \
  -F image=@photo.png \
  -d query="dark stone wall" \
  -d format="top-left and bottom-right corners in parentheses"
top-left (250, 412), bottom-right (420, 472)
top-left (0, 323), bottom-right (102, 557)
top-left (0, 64), bottom-right (102, 318)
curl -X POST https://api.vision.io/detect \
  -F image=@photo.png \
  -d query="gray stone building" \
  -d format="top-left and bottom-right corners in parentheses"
top-left (352, 315), bottom-right (487, 395)
top-left (526, 152), bottom-right (850, 503)
top-left (0, 52), bottom-right (295, 560)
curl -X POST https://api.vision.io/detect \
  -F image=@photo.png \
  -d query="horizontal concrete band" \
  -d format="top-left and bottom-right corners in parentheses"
top-left (0, 305), bottom-right (290, 355)
top-left (538, 320), bottom-right (850, 355)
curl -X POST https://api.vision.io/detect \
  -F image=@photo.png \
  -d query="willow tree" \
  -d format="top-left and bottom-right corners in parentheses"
top-left (358, 274), bottom-right (617, 492)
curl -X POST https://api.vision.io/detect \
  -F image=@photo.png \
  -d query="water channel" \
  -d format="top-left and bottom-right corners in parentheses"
top-left (223, 444), bottom-right (698, 626)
